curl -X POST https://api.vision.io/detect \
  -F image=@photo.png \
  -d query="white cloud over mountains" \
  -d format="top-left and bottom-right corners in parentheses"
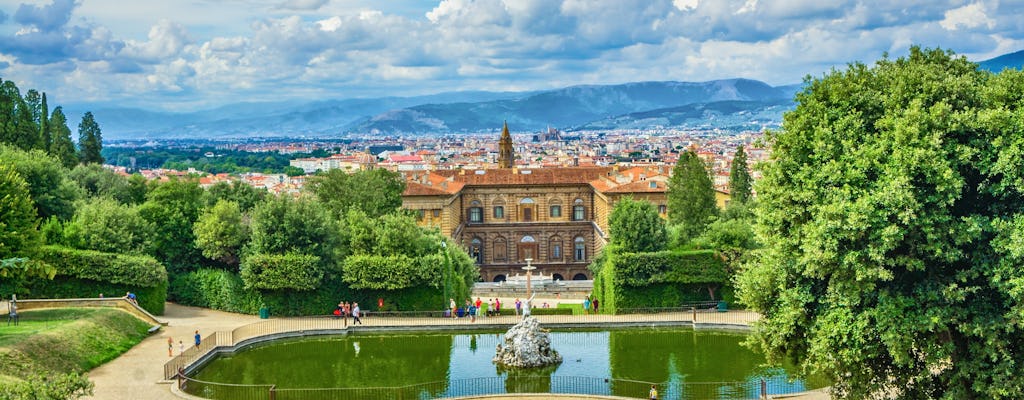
top-left (0, 0), bottom-right (1021, 111)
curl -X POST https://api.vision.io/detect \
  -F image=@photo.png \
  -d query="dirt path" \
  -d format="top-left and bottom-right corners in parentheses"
top-left (85, 303), bottom-right (258, 400)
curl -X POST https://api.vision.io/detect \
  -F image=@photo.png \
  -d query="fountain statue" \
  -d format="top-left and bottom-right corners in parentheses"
top-left (493, 304), bottom-right (562, 368)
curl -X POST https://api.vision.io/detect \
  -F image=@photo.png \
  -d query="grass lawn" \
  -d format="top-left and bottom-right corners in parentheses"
top-left (0, 307), bottom-right (151, 383)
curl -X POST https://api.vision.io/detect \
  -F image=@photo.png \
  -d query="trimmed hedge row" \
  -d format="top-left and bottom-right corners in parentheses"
top-left (241, 253), bottom-right (322, 291)
top-left (595, 249), bottom-right (730, 314)
top-left (170, 268), bottom-right (448, 316)
top-left (2, 246), bottom-right (169, 314)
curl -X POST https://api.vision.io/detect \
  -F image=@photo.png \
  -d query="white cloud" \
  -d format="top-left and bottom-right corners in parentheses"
top-left (673, 0), bottom-right (699, 11)
top-left (940, 3), bottom-right (995, 31)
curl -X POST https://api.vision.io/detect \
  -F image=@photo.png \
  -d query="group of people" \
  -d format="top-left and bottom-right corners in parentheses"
top-left (582, 296), bottom-right (600, 314)
top-left (166, 330), bottom-right (202, 357)
top-left (448, 297), bottom-right (506, 322)
top-left (334, 301), bottom-right (362, 326)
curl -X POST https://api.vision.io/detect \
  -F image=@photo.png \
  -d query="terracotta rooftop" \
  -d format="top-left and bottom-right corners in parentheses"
top-left (432, 167), bottom-right (612, 186)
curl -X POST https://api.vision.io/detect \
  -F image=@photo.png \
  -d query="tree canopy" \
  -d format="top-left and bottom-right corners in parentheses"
top-left (0, 161), bottom-right (40, 260)
top-left (608, 197), bottom-right (668, 253)
top-left (193, 200), bottom-right (248, 267)
top-left (728, 145), bottom-right (752, 204)
top-left (737, 47), bottom-right (1024, 399)
top-left (77, 112), bottom-right (103, 165)
top-left (0, 145), bottom-right (82, 221)
top-left (667, 149), bottom-right (718, 241)
top-left (307, 168), bottom-right (405, 219)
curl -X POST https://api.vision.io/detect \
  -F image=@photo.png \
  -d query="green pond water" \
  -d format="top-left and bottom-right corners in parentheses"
top-left (189, 327), bottom-right (826, 399)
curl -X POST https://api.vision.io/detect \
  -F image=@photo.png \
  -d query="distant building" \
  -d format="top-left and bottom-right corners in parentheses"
top-left (401, 124), bottom-right (727, 282)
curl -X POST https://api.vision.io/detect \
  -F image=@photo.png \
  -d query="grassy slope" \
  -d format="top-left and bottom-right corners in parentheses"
top-left (0, 308), bottom-right (150, 383)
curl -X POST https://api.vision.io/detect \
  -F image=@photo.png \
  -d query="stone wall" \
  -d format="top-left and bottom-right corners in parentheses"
top-left (9, 298), bottom-right (164, 327)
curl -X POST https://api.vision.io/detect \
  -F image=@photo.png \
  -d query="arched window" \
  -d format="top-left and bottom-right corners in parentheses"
top-left (519, 197), bottom-right (535, 204)
top-left (549, 237), bottom-right (562, 260)
top-left (572, 198), bottom-right (585, 221)
top-left (573, 273), bottom-right (589, 280)
top-left (574, 236), bottom-right (586, 261)
top-left (493, 237), bottom-right (507, 261)
top-left (520, 197), bottom-right (535, 222)
top-left (519, 235), bottom-right (537, 260)
top-left (470, 238), bottom-right (484, 264)
top-left (494, 205), bottom-right (504, 219)
top-left (552, 273), bottom-right (564, 281)
top-left (493, 275), bottom-right (507, 282)
top-left (468, 200), bottom-right (483, 223)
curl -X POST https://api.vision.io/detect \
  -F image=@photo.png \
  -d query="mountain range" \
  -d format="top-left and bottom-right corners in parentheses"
top-left (72, 51), bottom-right (1024, 139)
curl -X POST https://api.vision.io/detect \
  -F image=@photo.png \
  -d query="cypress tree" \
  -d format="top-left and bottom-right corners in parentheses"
top-left (40, 93), bottom-right (50, 151)
top-left (667, 149), bottom-right (718, 241)
top-left (728, 145), bottom-right (753, 204)
top-left (49, 107), bottom-right (78, 169)
top-left (77, 111), bottom-right (104, 165)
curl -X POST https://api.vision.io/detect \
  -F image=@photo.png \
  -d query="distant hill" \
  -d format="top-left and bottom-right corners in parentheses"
top-left (573, 99), bottom-right (794, 132)
top-left (978, 50), bottom-right (1024, 72)
top-left (349, 79), bottom-right (794, 134)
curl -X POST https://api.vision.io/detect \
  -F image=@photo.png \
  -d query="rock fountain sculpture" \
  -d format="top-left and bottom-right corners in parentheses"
top-left (493, 316), bottom-right (562, 368)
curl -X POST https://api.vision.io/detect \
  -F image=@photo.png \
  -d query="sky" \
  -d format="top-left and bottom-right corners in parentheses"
top-left (0, 0), bottom-right (1022, 112)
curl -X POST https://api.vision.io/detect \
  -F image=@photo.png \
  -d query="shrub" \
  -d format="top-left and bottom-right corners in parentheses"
top-left (240, 252), bottom-right (322, 291)
top-left (342, 254), bottom-right (441, 290)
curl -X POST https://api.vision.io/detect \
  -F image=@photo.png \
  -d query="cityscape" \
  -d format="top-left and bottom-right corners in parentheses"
top-left (2, 1), bottom-right (1024, 400)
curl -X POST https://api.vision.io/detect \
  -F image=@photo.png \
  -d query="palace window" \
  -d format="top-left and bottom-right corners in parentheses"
top-left (470, 238), bottom-right (484, 264)
top-left (658, 205), bottom-right (667, 214)
top-left (468, 200), bottom-right (483, 223)
top-left (417, 210), bottom-right (425, 221)
top-left (574, 237), bottom-right (586, 261)
top-left (494, 206), bottom-right (504, 219)
top-left (494, 237), bottom-right (507, 261)
top-left (550, 237), bottom-right (562, 260)
top-left (433, 209), bottom-right (440, 218)
top-left (550, 205), bottom-right (562, 218)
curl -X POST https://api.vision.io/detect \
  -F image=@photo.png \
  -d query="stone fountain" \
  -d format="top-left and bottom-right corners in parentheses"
top-left (493, 316), bottom-right (562, 368)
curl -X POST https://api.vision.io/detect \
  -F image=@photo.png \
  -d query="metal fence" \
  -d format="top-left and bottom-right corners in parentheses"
top-left (175, 375), bottom-right (807, 400)
top-left (164, 307), bottom-right (760, 381)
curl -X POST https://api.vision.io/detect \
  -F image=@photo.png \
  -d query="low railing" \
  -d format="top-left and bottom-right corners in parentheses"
top-left (164, 308), bottom-right (759, 381)
top-left (175, 374), bottom-right (810, 400)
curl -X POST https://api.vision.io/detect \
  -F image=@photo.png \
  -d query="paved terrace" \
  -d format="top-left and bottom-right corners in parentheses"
top-left (77, 303), bottom-right (827, 400)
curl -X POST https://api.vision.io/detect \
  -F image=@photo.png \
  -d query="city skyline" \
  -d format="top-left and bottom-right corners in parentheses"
top-left (0, 0), bottom-right (1022, 112)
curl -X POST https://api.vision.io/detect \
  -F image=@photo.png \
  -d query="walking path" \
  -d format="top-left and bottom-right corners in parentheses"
top-left (83, 303), bottom-right (826, 400)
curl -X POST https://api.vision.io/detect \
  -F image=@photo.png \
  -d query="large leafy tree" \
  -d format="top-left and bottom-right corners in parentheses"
top-left (737, 47), bottom-right (1024, 399)
top-left (48, 107), bottom-right (78, 169)
top-left (193, 200), bottom-right (249, 267)
top-left (246, 195), bottom-right (340, 272)
top-left (0, 145), bottom-right (82, 221)
top-left (728, 145), bottom-right (753, 204)
top-left (608, 197), bottom-right (667, 253)
top-left (667, 149), bottom-right (718, 241)
top-left (63, 197), bottom-right (153, 255)
top-left (139, 179), bottom-right (205, 273)
top-left (307, 168), bottom-right (405, 219)
top-left (0, 161), bottom-right (41, 260)
top-left (68, 163), bottom-right (146, 204)
top-left (204, 181), bottom-right (266, 212)
top-left (77, 112), bottom-right (103, 165)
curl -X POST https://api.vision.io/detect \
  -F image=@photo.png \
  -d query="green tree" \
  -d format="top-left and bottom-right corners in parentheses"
top-left (63, 197), bottom-right (153, 255)
top-left (68, 163), bottom-right (142, 204)
top-left (48, 107), bottom-right (78, 169)
top-left (608, 197), bottom-right (667, 253)
top-left (77, 112), bottom-right (103, 165)
top-left (246, 195), bottom-right (339, 272)
top-left (204, 181), bottom-right (266, 212)
top-left (728, 145), bottom-right (752, 204)
top-left (0, 161), bottom-right (41, 260)
top-left (39, 92), bottom-right (49, 151)
top-left (139, 179), bottom-right (204, 273)
top-left (0, 145), bottom-right (82, 221)
top-left (737, 47), bottom-right (1024, 399)
top-left (667, 150), bottom-right (718, 241)
top-left (307, 168), bottom-right (405, 219)
top-left (193, 200), bottom-right (248, 267)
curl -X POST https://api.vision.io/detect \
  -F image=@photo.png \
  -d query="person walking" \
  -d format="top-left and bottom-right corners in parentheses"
top-left (167, 337), bottom-right (174, 357)
top-left (593, 298), bottom-right (599, 314)
top-left (649, 385), bottom-right (658, 400)
top-left (514, 298), bottom-right (522, 317)
top-left (179, 340), bottom-right (185, 355)
top-left (194, 330), bottom-right (201, 347)
top-left (352, 303), bottom-right (362, 325)
top-left (583, 297), bottom-right (591, 315)
top-left (450, 298), bottom-right (457, 318)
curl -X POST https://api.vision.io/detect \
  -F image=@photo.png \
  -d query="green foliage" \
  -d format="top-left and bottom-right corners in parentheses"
top-left (728, 145), bottom-right (753, 204)
top-left (193, 200), bottom-right (248, 267)
top-left (342, 254), bottom-right (442, 290)
top-left (609, 197), bottom-right (667, 253)
top-left (737, 47), bottom-right (1024, 399)
top-left (667, 150), bottom-right (718, 241)
top-left (308, 168), bottom-right (406, 219)
top-left (613, 250), bottom-right (726, 286)
top-left (63, 197), bottom-right (153, 255)
top-left (247, 195), bottom-right (340, 271)
top-left (0, 161), bottom-right (41, 260)
top-left (47, 107), bottom-right (78, 169)
top-left (35, 246), bottom-right (167, 314)
top-left (0, 80), bottom-right (43, 152)
top-left (68, 164), bottom-right (144, 204)
top-left (0, 372), bottom-right (94, 400)
top-left (102, 146), bottom-right (330, 175)
top-left (76, 112), bottom-right (103, 165)
top-left (0, 145), bottom-right (82, 221)
top-left (168, 268), bottom-right (262, 313)
top-left (138, 179), bottom-right (204, 273)
top-left (691, 204), bottom-right (758, 276)
top-left (240, 252), bottom-right (322, 291)
top-left (204, 181), bottom-right (266, 212)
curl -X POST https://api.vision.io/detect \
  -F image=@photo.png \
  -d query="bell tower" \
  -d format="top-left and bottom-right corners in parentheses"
top-left (498, 121), bottom-right (514, 168)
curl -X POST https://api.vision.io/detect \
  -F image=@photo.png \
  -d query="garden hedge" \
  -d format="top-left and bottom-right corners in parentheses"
top-left (3, 246), bottom-right (169, 314)
top-left (594, 249), bottom-right (730, 314)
